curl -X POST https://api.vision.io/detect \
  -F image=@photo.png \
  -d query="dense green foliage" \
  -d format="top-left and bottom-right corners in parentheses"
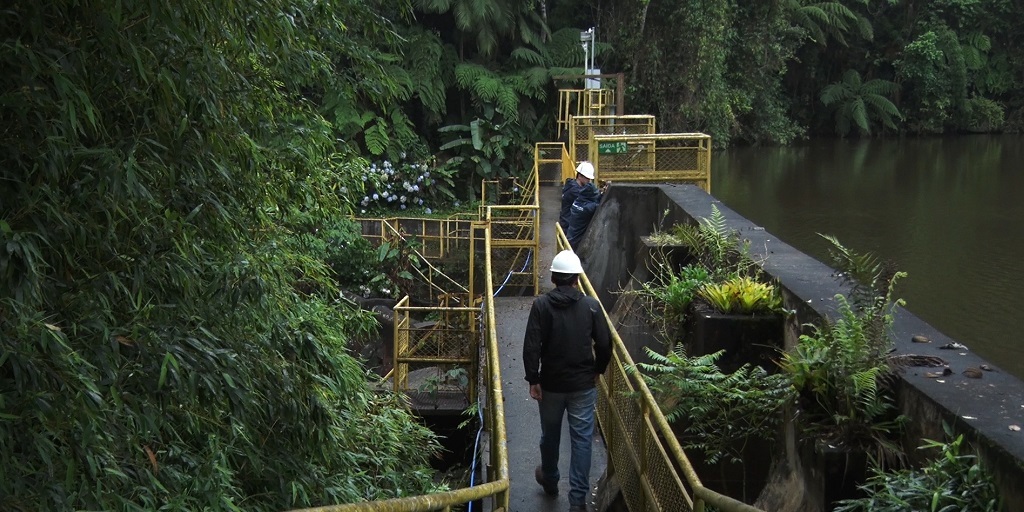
top-left (835, 430), bottom-right (1002, 511)
top-left (780, 236), bottom-right (908, 466)
top-left (634, 347), bottom-right (794, 464)
top-left (636, 261), bottom-right (711, 336)
top-left (3, 0), bottom-right (1022, 507)
top-left (637, 206), bottom-right (777, 336)
top-left (1, 1), bottom-right (444, 509)
top-left (558, 0), bottom-right (1024, 145)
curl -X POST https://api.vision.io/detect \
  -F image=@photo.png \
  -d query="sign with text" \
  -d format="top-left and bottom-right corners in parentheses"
top-left (597, 141), bottom-right (628, 154)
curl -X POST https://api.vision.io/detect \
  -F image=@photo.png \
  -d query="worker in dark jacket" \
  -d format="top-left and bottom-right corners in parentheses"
top-left (566, 182), bottom-right (601, 250)
top-left (559, 161), bottom-right (595, 231)
top-left (523, 250), bottom-right (611, 512)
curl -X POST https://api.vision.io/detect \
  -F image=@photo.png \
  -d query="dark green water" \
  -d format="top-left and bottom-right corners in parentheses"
top-left (712, 135), bottom-right (1024, 380)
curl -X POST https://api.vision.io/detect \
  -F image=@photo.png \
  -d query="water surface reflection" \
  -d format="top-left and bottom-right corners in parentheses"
top-left (713, 136), bottom-right (1024, 380)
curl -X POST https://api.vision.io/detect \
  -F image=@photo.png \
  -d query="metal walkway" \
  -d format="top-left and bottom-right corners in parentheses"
top-left (493, 185), bottom-right (608, 512)
top-left (302, 138), bottom-right (759, 512)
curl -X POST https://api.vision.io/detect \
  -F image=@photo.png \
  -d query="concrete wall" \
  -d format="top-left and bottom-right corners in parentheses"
top-left (577, 183), bottom-right (1024, 510)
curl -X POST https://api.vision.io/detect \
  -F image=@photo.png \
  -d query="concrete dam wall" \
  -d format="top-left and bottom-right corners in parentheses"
top-left (574, 183), bottom-right (1024, 511)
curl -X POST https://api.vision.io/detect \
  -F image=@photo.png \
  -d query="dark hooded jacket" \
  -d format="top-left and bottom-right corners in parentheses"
top-left (523, 285), bottom-right (611, 393)
top-left (559, 178), bottom-right (584, 230)
top-left (566, 183), bottom-right (601, 249)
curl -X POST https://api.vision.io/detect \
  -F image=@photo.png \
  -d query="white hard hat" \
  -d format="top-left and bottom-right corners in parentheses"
top-left (550, 250), bottom-right (584, 274)
top-left (575, 161), bottom-right (595, 180)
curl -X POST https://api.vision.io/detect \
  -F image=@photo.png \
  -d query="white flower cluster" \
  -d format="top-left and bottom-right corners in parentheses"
top-left (359, 159), bottom-right (439, 214)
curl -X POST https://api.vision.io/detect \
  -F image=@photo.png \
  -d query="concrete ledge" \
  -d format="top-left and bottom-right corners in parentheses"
top-left (578, 183), bottom-right (1024, 510)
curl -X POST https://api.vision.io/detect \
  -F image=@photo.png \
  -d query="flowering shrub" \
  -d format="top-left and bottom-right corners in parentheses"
top-left (357, 156), bottom-right (456, 215)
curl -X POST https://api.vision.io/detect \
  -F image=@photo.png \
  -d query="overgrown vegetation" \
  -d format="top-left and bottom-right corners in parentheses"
top-left (631, 207), bottom-right (790, 465)
top-left (669, 206), bottom-right (754, 279)
top-left (1, 2), bottom-right (444, 509)
top-left (634, 347), bottom-right (793, 464)
top-left (636, 261), bottom-right (711, 339)
top-left (640, 206), bottom-right (778, 319)
top-left (835, 426), bottom-right (1002, 511)
top-left (780, 235), bottom-right (908, 466)
top-left (560, 0), bottom-right (1024, 144)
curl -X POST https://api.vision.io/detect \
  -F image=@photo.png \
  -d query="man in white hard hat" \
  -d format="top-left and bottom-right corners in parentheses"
top-left (523, 250), bottom-right (611, 512)
top-left (559, 161), bottom-right (595, 231)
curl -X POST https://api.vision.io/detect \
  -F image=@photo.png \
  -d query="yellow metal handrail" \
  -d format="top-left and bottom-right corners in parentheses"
top-left (391, 295), bottom-right (480, 402)
top-left (554, 223), bottom-right (763, 512)
top-left (355, 217), bottom-right (471, 302)
top-left (290, 220), bottom-right (510, 512)
top-left (534, 142), bottom-right (573, 187)
top-left (557, 88), bottom-right (618, 138)
top-left (589, 132), bottom-right (712, 192)
top-left (569, 114), bottom-right (657, 168)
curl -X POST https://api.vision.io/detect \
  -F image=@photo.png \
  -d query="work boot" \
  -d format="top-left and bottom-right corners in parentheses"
top-left (534, 465), bottom-right (558, 496)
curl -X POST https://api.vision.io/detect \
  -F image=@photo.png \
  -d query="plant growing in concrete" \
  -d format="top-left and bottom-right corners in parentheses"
top-left (780, 235), bottom-right (908, 466)
top-left (670, 205), bottom-right (757, 281)
top-left (834, 427), bottom-right (1002, 512)
top-left (637, 205), bottom-right (778, 336)
top-left (697, 275), bottom-right (783, 315)
top-left (635, 261), bottom-right (712, 339)
top-left (633, 346), bottom-right (794, 464)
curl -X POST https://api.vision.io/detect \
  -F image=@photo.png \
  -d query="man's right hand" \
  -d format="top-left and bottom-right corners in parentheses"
top-left (529, 383), bottom-right (542, 401)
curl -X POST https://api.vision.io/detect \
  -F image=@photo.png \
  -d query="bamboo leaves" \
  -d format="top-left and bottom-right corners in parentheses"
top-left (1, 1), bottom-right (442, 509)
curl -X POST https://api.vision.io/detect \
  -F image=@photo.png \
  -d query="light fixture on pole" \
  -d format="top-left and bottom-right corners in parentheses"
top-left (579, 27), bottom-right (600, 89)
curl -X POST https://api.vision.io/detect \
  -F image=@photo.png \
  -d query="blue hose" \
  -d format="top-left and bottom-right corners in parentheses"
top-left (469, 249), bottom-right (533, 511)
top-left (492, 249), bottom-right (533, 297)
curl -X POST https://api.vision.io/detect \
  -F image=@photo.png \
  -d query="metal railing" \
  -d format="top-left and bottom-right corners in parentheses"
top-left (554, 224), bottom-right (763, 512)
top-left (355, 217), bottom-right (472, 304)
top-left (289, 218), bottom-right (511, 512)
top-left (533, 142), bottom-right (574, 187)
top-left (557, 88), bottom-right (616, 138)
top-left (391, 295), bottom-right (480, 407)
top-left (293, 153), bottom-right (546, 512)
top-left (569, 115), bottom-right (657, 169)
top-left (589, 133), bottom-right (712, 192)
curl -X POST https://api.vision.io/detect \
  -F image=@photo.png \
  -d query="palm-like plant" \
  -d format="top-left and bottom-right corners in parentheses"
top-left (415, 0), bottom-right (546, 59)
top-left (785, 0), bottom-right (873, 46)
top-left (821, 69), bottom-right (903, 136)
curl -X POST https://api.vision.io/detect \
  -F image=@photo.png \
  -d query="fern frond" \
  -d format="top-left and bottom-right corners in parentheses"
top-left (521, 67), bottom-right (550, 96)
top-left (862, 78), bottom-right (899, 96)
top-left (510, 47), bottom-right (545, 66)
top-left (364, 118), bottom-right (388, 156)
top-left (820, 83), bottom-right (849, 105)
top-left (454, 62), bottom-right (490, 89)
top-left (547, 28), bottom-right (587, 67)
top-left (855, 15), bottom-right (873, 41)
top-left (850, 97), bottom-right (869, 133)
top-left (862, 95), bottom-right (901, 123)
top-left (414, 0), bottom-right (453, 14)
top-left (471, 74), bottom-right (503, 101)
top-left (496, 87), bottom-right (520, 121)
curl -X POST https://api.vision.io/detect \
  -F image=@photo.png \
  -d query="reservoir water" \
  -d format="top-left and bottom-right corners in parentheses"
top-left (713, 135), bottom-right (1024, 380)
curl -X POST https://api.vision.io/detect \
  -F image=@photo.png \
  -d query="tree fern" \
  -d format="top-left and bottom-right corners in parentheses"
top-left (364, 119), bottom-right (389, 155)
top-left (511, 47), bottom-right (546, 66)
top-left (402, 27), bottom-right (454, 122)
top-left (821, 69), bottom-right (902, 136)
top-left (786, 0), bottom-right (871, 46)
